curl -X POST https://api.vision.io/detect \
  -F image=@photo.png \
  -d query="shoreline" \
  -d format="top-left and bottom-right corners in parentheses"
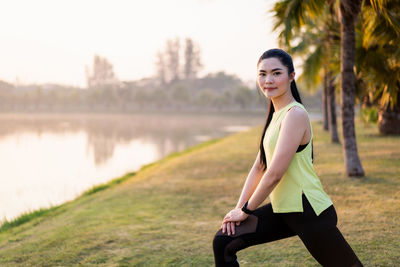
top-left (0, 136), bottom-right (223, 232)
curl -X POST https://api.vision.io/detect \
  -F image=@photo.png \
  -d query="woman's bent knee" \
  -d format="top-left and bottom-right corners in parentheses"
top-left (213, 233), bottom-right (241, 267)
top-left (213, 231), bottom-right (228, 252)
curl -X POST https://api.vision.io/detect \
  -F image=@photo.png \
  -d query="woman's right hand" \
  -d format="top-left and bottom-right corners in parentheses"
top-left (221, 221), bottom-right (241, 236)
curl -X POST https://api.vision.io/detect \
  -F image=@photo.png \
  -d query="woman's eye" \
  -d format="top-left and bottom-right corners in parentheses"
top-left (258, 73), bottom-right (266, 76)
top-left (273, 72), bottom-right (281, 76)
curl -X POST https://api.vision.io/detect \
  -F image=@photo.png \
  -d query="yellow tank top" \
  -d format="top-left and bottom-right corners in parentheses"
top-left (264, 101), bottom-right (333, 216)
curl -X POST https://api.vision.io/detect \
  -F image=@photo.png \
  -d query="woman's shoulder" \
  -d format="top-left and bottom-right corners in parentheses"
top-left (291, 102), bottom-right (307, 111)
top-left (286, 104), bottom-right (309, 121)
top-left (280, 104), bottom-right (310, 130)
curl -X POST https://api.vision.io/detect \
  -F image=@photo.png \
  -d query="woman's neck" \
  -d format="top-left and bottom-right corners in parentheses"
top-left (271, 92), bottom-right (295, 112)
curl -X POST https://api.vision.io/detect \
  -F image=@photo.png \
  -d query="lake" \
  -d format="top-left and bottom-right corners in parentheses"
top-left (0, 111), bottom-right (267, 222)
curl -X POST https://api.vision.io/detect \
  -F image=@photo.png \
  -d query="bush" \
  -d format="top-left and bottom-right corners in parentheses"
top-left (360, 106), bottom-right (378, 124)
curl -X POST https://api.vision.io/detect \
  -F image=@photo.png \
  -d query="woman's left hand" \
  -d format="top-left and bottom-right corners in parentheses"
top-left (222, 208), bottom-right (248, 224)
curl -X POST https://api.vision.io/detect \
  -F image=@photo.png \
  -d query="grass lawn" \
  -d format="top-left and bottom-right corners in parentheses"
top-left (0, 119), bottom-right (399, 266)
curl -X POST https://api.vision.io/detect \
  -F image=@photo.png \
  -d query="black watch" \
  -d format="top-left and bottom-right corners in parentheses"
top-left (241, 201), bottom-right (254, 215)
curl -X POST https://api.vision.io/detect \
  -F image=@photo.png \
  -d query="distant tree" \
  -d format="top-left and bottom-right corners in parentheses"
top-left (195, 89), bottom-right (216, 107)
top-left (155, 37), bottom-right (203, 84)
top-left (0, 81), bottom-right (14, 109)
top-left (155, 51), bottom-right (167, 86)
top-left (214, 91), bottom-right (234, 110)
top-left (134, 90), bottom-right (152, 109)
top-left (86, 55), bottom-right (118, 88)
top-left (183, 38), bottom-right (203, 80)
top-left (199, 71), bottom-right (243, 93)
top-left (165, 38), bottom-right (181, 83)
top-left (234, 86), bottom-right (253, 109)
top-left (171, 84), bottom-right (190, 108)
top-left (33, 86), bottom-right (42, 110)
top-left (44, 89), bottom-right (57, 110)
top-left (151, 88), bottom-right (169, 109)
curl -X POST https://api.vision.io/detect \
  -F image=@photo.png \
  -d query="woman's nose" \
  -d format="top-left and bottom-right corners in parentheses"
top-left (265, 75), bottom-right (273, 84)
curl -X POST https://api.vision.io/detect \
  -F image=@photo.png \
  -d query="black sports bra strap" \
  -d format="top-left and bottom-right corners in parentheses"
top-left (296, 143), bottom-right (309, 153)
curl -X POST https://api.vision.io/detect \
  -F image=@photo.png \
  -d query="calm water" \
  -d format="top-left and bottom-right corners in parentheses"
top-left (0, 112), bottom-right (266, 221)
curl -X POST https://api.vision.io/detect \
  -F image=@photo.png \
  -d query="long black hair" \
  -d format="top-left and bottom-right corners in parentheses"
top-left (258, 48), bottom-right (313, 171)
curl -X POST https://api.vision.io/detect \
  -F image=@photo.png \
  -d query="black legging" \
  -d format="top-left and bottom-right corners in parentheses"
top-left (213, 194), bottom-right (363, 267)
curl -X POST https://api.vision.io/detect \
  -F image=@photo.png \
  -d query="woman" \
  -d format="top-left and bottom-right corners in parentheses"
top-left (212, 49), bottom-right (363, 267)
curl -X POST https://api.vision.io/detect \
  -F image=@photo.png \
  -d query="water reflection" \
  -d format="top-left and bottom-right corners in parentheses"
top-left (0, 112), bottom-right (265, 221)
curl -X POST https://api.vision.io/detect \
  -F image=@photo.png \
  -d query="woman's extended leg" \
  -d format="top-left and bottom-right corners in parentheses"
top-left (212, 203), bottom-right (296, 267)
top-left (281, 195), bottom-right (363, 267)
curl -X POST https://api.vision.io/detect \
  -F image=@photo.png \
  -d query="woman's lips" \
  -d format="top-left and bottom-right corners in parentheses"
top-left (265, 87), bottom-right (277, 90)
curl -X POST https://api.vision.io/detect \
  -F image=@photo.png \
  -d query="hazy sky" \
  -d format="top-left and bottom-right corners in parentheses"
top-left (0, 0), bottom-right (278, 87)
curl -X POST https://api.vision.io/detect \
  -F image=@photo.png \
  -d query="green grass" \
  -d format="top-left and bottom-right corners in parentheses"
top-left (0, 120), bottom-right (399, 266)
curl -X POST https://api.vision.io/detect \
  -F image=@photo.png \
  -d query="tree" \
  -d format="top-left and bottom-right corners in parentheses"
top-left (195, 89), bottom-right (216, 107)
top-left (155, 37), bottom-right (203, 85)
top-left (234, 86), bottom-right (253, 109)
top-left (271, 0), bottom-right (365, 176)
top-left (356, 0), bottom-right (400, 134)
top-left (86, 55), bottom-right (118, 88)
top-left (165, 38), bottom-right (181, 83)
top-left (171, 84), bottom-right (190, 109)
top-left (271, 0), bottom-right (340, 143)
top-left (33, 86), bottom-right (43, 110)
top-left (155, 51), bottom-right (167, 86)
top-left (339, 0), bottom-right (364, 176)
top-left (183, 38), bottom-right (203, 80)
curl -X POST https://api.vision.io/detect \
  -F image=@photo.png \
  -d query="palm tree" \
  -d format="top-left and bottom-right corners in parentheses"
top-left (271, 0), bottom-right (340, 143)
top-left (324, 1), bottom-right (341, 143)
top-left (271, 0), bottom-right (364, 175)
top-left (356, 0), bottom-right (400, 134)
top-left (339, 0), bottom-right (364, 176)
top-left (271, 0), bottom-right (400, 174)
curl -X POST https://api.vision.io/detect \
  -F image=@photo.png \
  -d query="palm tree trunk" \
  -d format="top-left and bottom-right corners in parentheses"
top-left (378, 90), bottom-right (400, 135)
top-left (327, 72), bottom-right (340, 143)
top-left (322, 75), bottom-right (329, 131)
top-left (339, 0), bottom-right (364, 177)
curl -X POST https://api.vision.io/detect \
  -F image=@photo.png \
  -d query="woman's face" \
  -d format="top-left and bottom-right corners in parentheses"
top-left (257, 57), bottom-right (295, 99)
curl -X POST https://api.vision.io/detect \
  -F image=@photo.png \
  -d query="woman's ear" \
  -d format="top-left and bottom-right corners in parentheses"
top-left (289, 72), bottom-right (295, 82)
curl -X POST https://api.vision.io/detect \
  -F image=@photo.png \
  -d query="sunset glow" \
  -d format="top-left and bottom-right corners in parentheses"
top-left (0, 0), bottom-right (277, 87)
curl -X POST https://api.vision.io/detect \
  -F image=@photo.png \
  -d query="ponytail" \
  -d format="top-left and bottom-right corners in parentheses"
top-left (258, 76), bottom-right (314, 171)
top-left (259, 99), bottom-right (275, 171)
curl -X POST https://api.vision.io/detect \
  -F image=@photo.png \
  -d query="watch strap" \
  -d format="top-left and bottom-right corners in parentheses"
top-left (241, 201), bottom-right (254, 214)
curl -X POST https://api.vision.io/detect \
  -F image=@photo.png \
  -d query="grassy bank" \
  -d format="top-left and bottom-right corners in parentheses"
top-left (0, 120), bottom-right (399, 266)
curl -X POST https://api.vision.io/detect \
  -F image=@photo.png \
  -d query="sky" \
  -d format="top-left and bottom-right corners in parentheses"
top-left (0, 0), bottom-right (278, 88)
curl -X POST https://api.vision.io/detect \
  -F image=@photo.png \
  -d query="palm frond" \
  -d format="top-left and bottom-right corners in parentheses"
top-left (297, 44), bottom-right (324, 92)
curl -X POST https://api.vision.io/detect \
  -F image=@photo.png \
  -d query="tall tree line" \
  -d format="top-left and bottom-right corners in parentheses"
top-left (0, 36), bottom-right (268, 112)
top-left (155, 37), bottom-right (203, 85)
top-left (85, 55), bottom-right (118, 89)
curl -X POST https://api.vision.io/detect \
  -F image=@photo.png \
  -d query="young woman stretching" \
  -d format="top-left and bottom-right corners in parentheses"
top-left (212, 49), bottom-right (363, 267)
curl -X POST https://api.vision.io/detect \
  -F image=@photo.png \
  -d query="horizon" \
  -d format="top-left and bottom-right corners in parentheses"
top-left (0, 0), bottom-right (278, 88)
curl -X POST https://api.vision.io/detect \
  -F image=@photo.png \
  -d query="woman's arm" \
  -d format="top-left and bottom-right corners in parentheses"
top-left (221, 150), bottom-right (264, 235)
top-left (223, 107), bottom-right (310, 227)
top-left (245, 107), bottom-right (309, 211)
top-left (234, 150), bottom-right (265, 209)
